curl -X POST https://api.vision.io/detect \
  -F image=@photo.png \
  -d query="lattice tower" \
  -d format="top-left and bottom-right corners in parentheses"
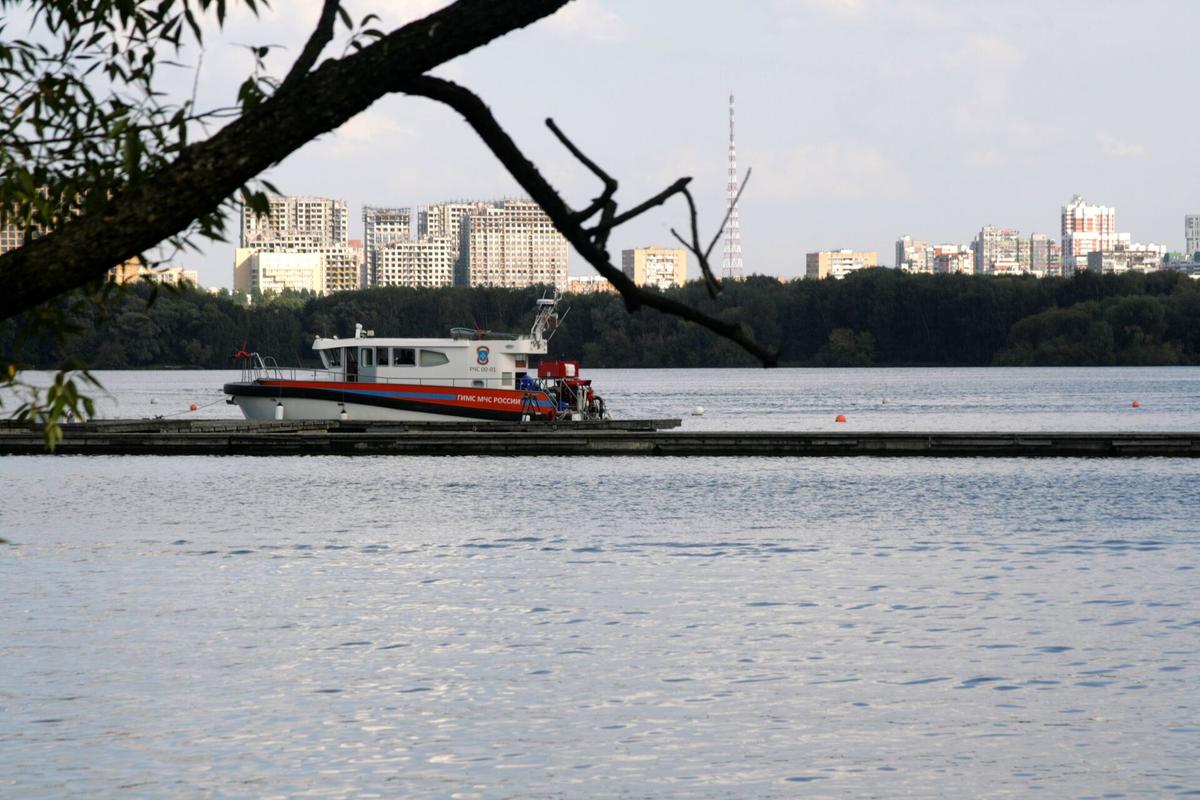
top-left (721, 93), bottom-right (744, 281)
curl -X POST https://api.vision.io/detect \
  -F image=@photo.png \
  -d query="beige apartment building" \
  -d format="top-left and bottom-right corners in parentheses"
top-left (239, 195), bottom-right (358, 293)
top-left (567, 275), bottom-right (619, 294)
top-left (110, 263), bottom-right (200, 287)
top-left (376, 238), bottom-right (456, 288)
top-left (362, 207), bottom-right (411, 287)
top-left (621, 247), bottom-right (688, 290)
top-left (805, 250), bottom-right (878, 280)
top-left (458, 200), bottom-right (568, 290)
top-left (236, 251), bottom-right (324, 295)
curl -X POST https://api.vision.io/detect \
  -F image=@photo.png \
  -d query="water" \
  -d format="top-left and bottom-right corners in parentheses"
top-left (2, 369), bottom-right (1199, 798)
top-left (12, 366), bottom-right (1200, 430)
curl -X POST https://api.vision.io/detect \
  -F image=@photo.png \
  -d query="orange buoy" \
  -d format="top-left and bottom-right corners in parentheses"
top-left (189, 403), bottom-right (199, 411)
top-left (1131, 400), bottom-right (1141, 408)
top-left (835, 414), bottom-right (847, 423)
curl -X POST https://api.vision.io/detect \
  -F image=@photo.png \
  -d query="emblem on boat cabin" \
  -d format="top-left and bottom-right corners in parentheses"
top-left (476, 346), bottom-right (490, 365)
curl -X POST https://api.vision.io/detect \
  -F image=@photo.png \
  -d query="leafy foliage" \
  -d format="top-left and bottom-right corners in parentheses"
top-left (7, 270), bottom-right (1200, 374)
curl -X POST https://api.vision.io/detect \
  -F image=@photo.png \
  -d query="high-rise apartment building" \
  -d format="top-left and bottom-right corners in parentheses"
top-left (422, 202), bottom-right (489, 252)
top-left (1029, 234), bottom-right (1062, 276)
top-left (1061, 195), bottom-right (1117, 274)
top-left (457, 200), bottom-right (568, 290)
top-left (375, 238), bottom-right (456, 288)
top-left (805, 250), bottom-right (877, 280)
top-left (896, 235), bottom-right (934, 273)
top-left (974, 226), bottom-right (1023, 275)
top-left (621, 247), bottom-right (688, 290)
top-left (238, 195), bottom-right (357, 293)
top-left (1186, 215), bottom-right (1200, 257)
top-left (362, 207), bottom-right (412, 286)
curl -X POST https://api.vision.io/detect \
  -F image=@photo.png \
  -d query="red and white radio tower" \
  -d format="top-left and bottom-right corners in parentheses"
top-left (721, 92), bottom-right (744, 281)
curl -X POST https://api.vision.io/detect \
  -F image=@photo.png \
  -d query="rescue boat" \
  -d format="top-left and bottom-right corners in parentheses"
top-left (223, 293), bottom-right (608, 422)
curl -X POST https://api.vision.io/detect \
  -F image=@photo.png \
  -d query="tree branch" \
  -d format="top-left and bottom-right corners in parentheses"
top-left (280, 0), bottom-right (342, 91)
top-left (398, 75), bottom-right (778, 367)
top-left (0, 0), bottom-right (570, 320)
top-left (544, 118), bottom-right (616, 223)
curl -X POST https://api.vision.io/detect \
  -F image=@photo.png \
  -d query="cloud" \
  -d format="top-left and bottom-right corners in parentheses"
top-left (753, 141), bottom-right (905, 201)
top-left (1096, 131), bottom-right (1145, 158)
top-left (772, 0), bottom-right (963, 28)
top-left (328, 109), bottom-right (415, 156)
top-left (543, 0), bottom-right (628, 44)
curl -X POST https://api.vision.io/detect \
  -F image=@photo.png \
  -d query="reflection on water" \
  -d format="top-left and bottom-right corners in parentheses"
top-left (1, 452), bottom-right (1198, 797)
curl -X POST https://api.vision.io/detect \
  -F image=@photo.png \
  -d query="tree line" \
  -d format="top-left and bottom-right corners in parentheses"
top-left (6, 268), bottom-right (1200, 369)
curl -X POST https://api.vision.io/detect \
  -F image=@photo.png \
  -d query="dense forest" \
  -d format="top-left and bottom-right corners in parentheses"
top-left (6, 268), bottom-right (1200, 369)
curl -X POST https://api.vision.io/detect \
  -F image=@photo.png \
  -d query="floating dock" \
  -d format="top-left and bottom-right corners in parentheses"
top-left (1, 420), bottom-right (1198, 457)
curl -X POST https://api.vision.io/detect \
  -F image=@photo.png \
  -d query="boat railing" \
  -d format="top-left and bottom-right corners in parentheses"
top-left (240, 361), bottom-right (548, 390)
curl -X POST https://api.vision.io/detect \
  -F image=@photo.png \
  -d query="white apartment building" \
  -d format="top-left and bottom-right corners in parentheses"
top-left (1029, 234), bottom-right (1062, 277)
top-left (458, 200), bottom-right (568, 290)
top-left (375, 238), bottom-right (456, 288)
top-left (621, 247), bottom-right (688, 290)
top-left (422, 202), bottom-right (489, 253)
top-left (974, 226), bottom-right (1024, 275)
top-left (1186, 215), bottom-right (1200, 257)
top-left (239, 196), bottom-right (358, 293)
top-left (896, 235), bottom-right (934, 274)
top-left (242, 195), bottom-right (348, 245)
top-left (363, 207), bottom-right (412, 286)
top-left (1061, 195), bottom-right (1117, 274)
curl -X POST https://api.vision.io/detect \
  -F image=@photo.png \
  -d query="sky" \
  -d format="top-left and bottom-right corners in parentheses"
top-left (169, 0), bottom-right (1198, 287)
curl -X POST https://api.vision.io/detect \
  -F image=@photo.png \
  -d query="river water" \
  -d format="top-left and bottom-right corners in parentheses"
top-left (2, 368), bottom-right (1198, 798)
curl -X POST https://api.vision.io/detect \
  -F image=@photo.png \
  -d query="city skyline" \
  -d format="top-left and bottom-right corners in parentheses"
top-left (171, 1), bottom-right (1196, 288)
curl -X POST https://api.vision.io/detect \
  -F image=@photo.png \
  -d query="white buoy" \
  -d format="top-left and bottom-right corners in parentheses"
top-left (274, 402), bottom-right (284, 420)
top-left (692, 406), bottom-right (705, 416)
top-left (339, 406), bottom-right (349, 422)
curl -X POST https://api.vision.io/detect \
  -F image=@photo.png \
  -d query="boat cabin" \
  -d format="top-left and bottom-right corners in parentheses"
top-left (313, 327), bottom-right (548, 390)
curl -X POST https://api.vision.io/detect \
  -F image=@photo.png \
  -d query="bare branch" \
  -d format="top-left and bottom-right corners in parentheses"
top-left (545, 118), bottom-right (616, 223)
top-left (666, 167), bottom-right (751, 299)
top-left (280, 0), bottom-right (342, 91)
top-left (399, 75), bottom-right (778, 367)
top-left (668, 187), bottom-right (717, 297)
top-left (703, 166), bottom-right (752, 262)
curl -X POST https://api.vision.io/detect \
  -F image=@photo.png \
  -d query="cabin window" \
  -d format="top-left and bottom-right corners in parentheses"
top-left (362, 348), bottom-right (374, 367)
top-left (472, 380), bottom-right (485, 388)
top-left (515, 358), bottom-right (527, 369)
top-left (502, 372), bottom-right (513, 386)
top-left (376, 347), bottom-right (389, 366)
top-left (419, 349), bottom-right (449, 367)
top-left (392, 347), bottom-right (415, 366)
top-left (327, 348), bottom-right (342, 367)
